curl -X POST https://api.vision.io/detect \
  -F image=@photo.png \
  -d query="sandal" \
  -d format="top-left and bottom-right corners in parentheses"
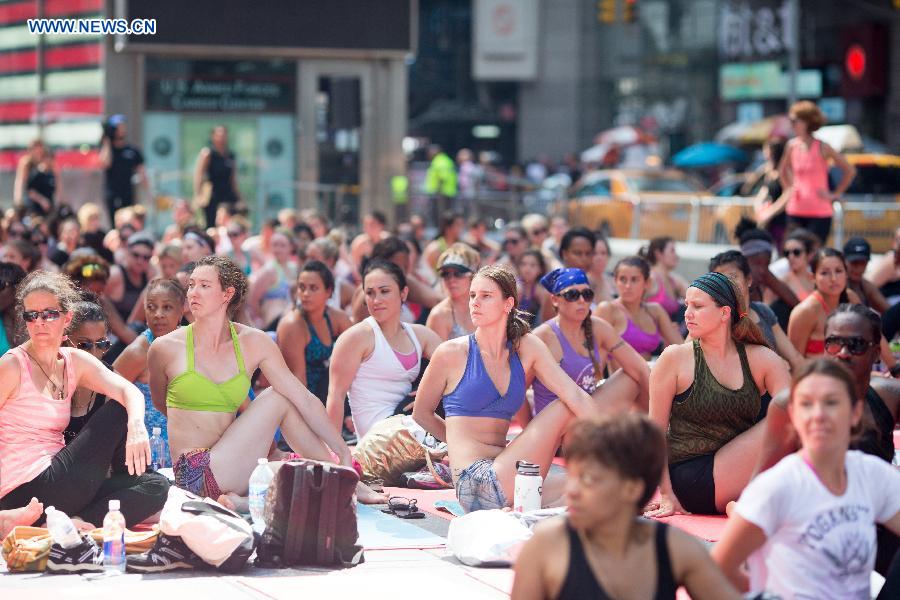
top-left (381, 496), bottom-right (425, 519)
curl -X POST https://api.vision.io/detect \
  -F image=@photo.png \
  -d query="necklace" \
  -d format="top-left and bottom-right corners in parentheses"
top-left (25, 349), bottom-right (65, 401)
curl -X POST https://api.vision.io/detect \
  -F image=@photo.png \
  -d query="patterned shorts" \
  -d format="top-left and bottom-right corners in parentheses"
top-left (455, 459), bottom-right (507, 513)
top-left (173, 448), bottom-right (222, 499)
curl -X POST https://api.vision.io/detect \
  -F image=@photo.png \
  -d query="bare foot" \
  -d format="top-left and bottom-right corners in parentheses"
top-left (725, 501), bottom-right (736, 517)
top-left (217, 493), bottom-right (249, 514)
top-left (356, 481), bottom-right (388, 505)
top-left (0, 497), bottom-right (44, 537)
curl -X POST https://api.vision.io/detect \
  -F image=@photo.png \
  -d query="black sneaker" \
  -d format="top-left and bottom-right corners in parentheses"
top-left (46, 536), bottom-right (104, 574)
top-left (126, 534), bottom-right (204, 573)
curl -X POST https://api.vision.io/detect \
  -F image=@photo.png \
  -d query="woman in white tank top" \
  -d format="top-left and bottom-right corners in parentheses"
top-left (326, 260), bottom-right (442, 438)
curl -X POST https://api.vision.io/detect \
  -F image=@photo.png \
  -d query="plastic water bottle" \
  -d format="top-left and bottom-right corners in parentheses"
top-left (513, 461), bottom-right (543, 513)
top-left (248, 458), bottom-right (274, 533)
top-left (45, 506), bottom-right (82, 549)
top-left (149, 427), bottom-right (169, 470)
top-left (102, 500), bottom-right (126, 573)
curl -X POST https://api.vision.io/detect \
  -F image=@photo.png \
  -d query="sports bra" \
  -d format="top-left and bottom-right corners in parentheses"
top-left (646, 272), bottom-right (681, 316)
top-left (442, 334), bottom-right (526, 420)
top-left (804, 291), bottom-right (830, 356)
top-left (622, 308), bottom-right (663, 356)
top-left (166, 322), bottom-right (251, 413)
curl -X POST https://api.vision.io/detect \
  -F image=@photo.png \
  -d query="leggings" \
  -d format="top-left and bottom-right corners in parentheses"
top-left (0, 400), bottom-right (169, 527)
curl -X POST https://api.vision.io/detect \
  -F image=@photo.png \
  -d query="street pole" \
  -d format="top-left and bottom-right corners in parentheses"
top-left (786, 0), bottom-right (800, 107)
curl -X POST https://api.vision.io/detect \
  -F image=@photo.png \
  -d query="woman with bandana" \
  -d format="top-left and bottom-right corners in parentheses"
top-left (531, 268), bottom-right (649, 418)
top-left (645, 272), bottom-right (791, 518)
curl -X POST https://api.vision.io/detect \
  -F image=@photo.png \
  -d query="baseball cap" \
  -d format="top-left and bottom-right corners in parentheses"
top-left (843, 237), bottom-right (871, 262)
top-left (437, 251), bottom-right (477, 273)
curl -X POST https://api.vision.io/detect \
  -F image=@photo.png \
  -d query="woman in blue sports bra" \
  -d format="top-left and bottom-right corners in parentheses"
top-left (114, 278), bottom-right (185, 453)
top-left (413, 264), bottom-right (606, 513)
top-left (148, 255), bottom-right (386, 507)
top-left (277, 261), bottom-right (351, 404)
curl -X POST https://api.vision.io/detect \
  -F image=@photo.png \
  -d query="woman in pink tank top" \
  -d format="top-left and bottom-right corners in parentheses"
top-left (779, 101), bottom-right (856, 245)
top-left (0, 271), bottom-right (165, 528)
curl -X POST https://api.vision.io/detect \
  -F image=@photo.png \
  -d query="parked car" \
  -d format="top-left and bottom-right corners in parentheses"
top-left (836, 154), bottom-right (900, 252)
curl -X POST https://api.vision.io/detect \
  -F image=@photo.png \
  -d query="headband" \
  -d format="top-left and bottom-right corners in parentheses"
top-left (740, 238), bottom-right (773, 258)
top-left (184, 231), bottom-right (212, 251)
top-left (540, 268), bottom-right (589, 295)
top-left (690, 272), bottom-right (742, 323)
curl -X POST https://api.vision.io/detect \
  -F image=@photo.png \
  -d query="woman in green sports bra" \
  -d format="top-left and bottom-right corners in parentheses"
top-left (148, 255), bottom-right (387, 507)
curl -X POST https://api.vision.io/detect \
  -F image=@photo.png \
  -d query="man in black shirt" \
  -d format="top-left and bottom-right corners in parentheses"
top-left (99, 115), bottom-right (147, 224)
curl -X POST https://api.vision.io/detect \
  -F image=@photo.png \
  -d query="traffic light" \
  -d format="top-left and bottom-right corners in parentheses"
top-left (623, 0), bottom-right (638, 23)
top-left (597, 0), bottom-right (616, 24)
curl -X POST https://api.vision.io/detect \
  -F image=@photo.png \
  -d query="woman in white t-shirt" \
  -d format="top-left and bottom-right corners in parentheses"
top-left (712, 359), bottom-right (900, 599)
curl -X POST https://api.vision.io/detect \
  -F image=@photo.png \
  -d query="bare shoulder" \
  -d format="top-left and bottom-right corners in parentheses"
top-left (326, 306), bottom-right (352, 331)
top-left (590, 315), bottom-right (616, 336)
top-left (431, 335), bottom-right (470, 364)
top-left (530, 515), bottom-right (568, 543)
top-left (595, 300), bottom-right (617, 317)
top-left (276, 309), bottom-right (307, 336)
top-left (0, 351), bottom-right (21, 381)
top-left (645, 301), bottom-right (668, 320)
top-left (664, 523), bottom-right (708, 566)
top-left (657, 340), bottom-right (692, 365)
top-left (532, 321), bottom-right (554, 342)
top-left (745, 342), bottom-right (782, 365)
top-left (150, 327), bottom-right (185, 355)
top-left (792, 296), bottom-right (817, 318)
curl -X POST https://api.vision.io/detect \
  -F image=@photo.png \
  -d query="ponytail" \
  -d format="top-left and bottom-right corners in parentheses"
top-left (728, 276), bottom-right (770, 348)
top-left (506, 308), bottom-right (531, 352)
top-left (581, 314), bottom-right (602, 384)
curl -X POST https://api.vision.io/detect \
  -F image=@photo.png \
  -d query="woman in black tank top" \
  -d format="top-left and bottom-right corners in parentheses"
top-left (511, 416), bottom-right (740, 600)
top-left (194, 125), bottom-right (240, 227)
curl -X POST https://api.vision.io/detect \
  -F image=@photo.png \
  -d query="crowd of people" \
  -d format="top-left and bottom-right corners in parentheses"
top-left (0, 104), bottom-right (898, 599)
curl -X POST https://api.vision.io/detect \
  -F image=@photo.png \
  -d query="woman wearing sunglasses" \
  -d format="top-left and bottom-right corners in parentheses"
top-left (595, 256), bottom-right (682, 361)
top-left (713, 360), bottom-right (900, 598)
top-left (426, 244), bottom-right (479, 341)
top-left (531, 268), bottom-right (648, 419)
top-left (63, 299), bottom-right (112, 444)
top-left (413, 265), bottom-right (607, 512)
top-left (777, 229), bottom-right (816, 302)
top-left (645, 272), bottom-right (791, 518)
top-left (0, 271), bottom-right (166, 528)
top-left (114, 279), bottom-right (186, 457)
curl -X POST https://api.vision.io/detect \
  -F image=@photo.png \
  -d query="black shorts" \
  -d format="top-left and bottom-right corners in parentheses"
top-left (669, 454), bottom-right (718, 515)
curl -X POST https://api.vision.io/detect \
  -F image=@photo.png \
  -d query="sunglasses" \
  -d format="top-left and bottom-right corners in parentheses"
top-left (504, 238), bottom-right (523, 246)
top-left (131, 251), bottom-right (152, 261)
top-left (530, 228), bottom-right (547, 236)
top-left (227, 230), bottom-right (245, 238)
top-left (558, 288), bottom-right (595, 302)
top-left (440, 269), bottom-right (470, 280)
top-left (824, 336), bottom-right (874, 356)
top-left (23, 308), bottom-right (62, 322)
top-left (783, 248), bottom-right (804, 257)
top-left (73, 338), bottom-right (112, 352)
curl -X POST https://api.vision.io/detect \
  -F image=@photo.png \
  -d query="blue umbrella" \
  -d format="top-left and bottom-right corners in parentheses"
top-left (672, 142), bottom-right (747, 168)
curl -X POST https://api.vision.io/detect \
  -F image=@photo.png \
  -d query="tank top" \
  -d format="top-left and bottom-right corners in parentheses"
top-left (303, 310), bottom-right (335, 403)
top-left (787, 139), bottom-right (832, 218)
top-left (558, 521), bottom-right (676, 600)
top-left (622, 307), bottom-right (663, 356)
top-left (347, 316), bottom-right (422, 437)
top-left (112, 267), bottom-right (148, 320)
top-left (207, 147), bottom-right (237, 205)
top-left (532, 320), bottom-right (601, 415)
top-left (26, 164), bottom-right (55, 216)
top-left (750, 301), bottom-right (777, 349)
top-left (646, 272), bottom-right (681, 316)
top-left (448, 304), bottom-right (471, 340)
top-left (851, 386), bottom-right (896, 463)
top-left (668, 340), bottom-right (761, 464)
top-left (442, 334), bottom-right (526, 420)
top-left (518, 283), bottom-right (540, 327)
top-left (0, 346), bottom-right (76, 498)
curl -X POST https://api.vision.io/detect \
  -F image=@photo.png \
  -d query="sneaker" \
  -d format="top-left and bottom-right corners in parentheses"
top-left (46, 536), bottom-right (104, 574)
top-left (125, 533), bottom-right (204, 573)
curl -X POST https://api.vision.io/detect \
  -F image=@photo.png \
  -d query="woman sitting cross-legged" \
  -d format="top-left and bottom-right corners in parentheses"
top-left (413, 265), bottom-right (606, 512)
top-left (0, 271), bottom-right (167, 527)
top-left (645, 272), bottom-right (791, 517)
top-left (530, 267), bottom-right (649, 420)
top-left (148, 255), bottom-right (385, 508)
top-left (511, 415), bottom-right (740, 600)
top-left (713, 359), bottom-right (900, 598)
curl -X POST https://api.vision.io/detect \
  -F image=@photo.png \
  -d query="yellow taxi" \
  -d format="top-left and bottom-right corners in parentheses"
top-left (838, 154), bottom-right (900, 253)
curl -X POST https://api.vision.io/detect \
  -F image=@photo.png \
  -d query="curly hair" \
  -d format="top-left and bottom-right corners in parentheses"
top-left (17, 270), bottom-right (81, 315)
top-left (194, 255), bottom-right (248, 317)
top-left (789, 100), bottom-right (826, 133)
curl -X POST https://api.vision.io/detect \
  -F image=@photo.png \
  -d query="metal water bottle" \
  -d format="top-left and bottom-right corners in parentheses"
top-left (514, 461), bottom-right (542, 512)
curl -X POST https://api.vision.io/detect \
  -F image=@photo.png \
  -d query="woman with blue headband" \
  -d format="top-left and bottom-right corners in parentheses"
top-left (645, 272), bottom-right (791, 517)
top-left (531, 268), bottom-right (649, 417)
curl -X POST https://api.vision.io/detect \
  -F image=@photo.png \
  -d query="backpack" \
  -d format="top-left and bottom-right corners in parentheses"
top-left (159, 487), bottom-right (255, 573)
top-left (256, 459), bottom-right (363, 568)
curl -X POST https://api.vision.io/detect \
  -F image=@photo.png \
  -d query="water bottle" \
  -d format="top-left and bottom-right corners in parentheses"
top-left (102, 499), bottom-right (126, 573)
top-left (149, 427), bottom-right (169, 470)
top-left (45, 506), bottom-right (82, 549)
top-left (248, 458), bottom-right (274, 533)
top-left (513, 461), bottom-right (543, 513)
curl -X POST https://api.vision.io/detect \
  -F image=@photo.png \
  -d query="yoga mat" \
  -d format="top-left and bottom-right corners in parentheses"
top-left (356, 504), bottom-right (447, 550)
top-left (653, 514), bottom-right (727, 542)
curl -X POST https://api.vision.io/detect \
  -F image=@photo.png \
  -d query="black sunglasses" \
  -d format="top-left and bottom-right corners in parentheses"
top-left (558, 288), bottom-right (595, 302)
top-left (74, 338), bottom-right (112, 352)
top-left (22, 309), bottom-right (62, 322)
top-left (130, 251), bottom-right (152, 261)
top-left (503, 238), bottom-right (523, 246)
top-left (824, 336), bottom-right (874, 356)
top-left (783, 248), bottom-right (804, 257)
top-left (440, 269), bottom-right (470, 280)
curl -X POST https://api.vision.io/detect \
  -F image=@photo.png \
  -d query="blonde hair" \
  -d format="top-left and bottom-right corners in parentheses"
top-left (77, 203), bottom-right (102, 230)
